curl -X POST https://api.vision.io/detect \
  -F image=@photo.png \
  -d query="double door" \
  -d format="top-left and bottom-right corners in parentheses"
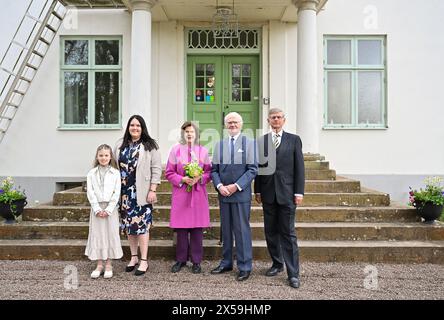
top-left (187, 55), bottom-right (259, 152)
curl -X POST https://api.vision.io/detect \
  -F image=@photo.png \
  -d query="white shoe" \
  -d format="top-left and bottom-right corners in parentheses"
top-left (104, 269), bottom-right (113, 279)
top-left (91, 269), bottom-right (103, 279)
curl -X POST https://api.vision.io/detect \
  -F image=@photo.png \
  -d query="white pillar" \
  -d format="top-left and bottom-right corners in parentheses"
top-left (128, 0), bottom-right (157, 127)
top-left (295, 0), bottom-right (319, 154)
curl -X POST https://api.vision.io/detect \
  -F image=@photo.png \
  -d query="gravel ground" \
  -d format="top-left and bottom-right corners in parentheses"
top-left (0, 260), bottom-right (443, 300)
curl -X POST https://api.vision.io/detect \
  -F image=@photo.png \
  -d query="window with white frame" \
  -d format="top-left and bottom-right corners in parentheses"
top-left (324, 36), bottom-right (386, 128)
top-left (61, 37), bottom-right (121, 128)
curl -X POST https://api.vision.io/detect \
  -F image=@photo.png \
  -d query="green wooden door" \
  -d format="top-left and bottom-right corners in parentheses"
top-left (223, 56), bottom-right (259, 139)
top-left (187, 55), bottom-right (259, 151)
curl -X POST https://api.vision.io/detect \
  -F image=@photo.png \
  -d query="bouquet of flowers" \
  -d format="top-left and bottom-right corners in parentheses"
top-left (183, 161), bottom-right (204, 192)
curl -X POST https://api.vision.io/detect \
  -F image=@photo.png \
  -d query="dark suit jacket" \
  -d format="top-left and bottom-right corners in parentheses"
top-left (211, 134), bottom-right (258, 203)
top-left (254, 131), bottom-right (305, 206)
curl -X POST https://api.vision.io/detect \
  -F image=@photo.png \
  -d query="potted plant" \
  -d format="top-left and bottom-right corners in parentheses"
top-left (409, 176), bottom-right (444, 224)
top-left (0, 177), bottom-right (27, 224)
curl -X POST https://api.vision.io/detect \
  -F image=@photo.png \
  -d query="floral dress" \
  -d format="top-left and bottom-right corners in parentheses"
top-left (119, 141), bottom-right (152, 236)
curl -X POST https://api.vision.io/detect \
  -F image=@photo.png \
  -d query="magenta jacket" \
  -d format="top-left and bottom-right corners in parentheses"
top-left (165, 143), bottom-right (212, 229)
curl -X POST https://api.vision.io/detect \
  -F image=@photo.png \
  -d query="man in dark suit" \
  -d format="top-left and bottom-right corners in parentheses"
top-left (211, 112), bottom-right (258, 281)
top-left (254, 108), bottom-right (305, 288)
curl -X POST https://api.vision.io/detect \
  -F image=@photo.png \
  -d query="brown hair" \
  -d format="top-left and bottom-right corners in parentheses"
top-left (93, 144), bottom-right (118, 169)
top-left (179, 121), bottom-right (200, 145)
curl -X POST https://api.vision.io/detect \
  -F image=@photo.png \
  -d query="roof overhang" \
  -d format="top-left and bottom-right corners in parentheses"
top-left (59, 0), bottom-right (328, 22)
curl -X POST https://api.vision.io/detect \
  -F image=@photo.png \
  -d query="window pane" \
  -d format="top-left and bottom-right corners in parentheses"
top-left (206, 76), bottom-right (215, 88)
top-left (242, 77), bottom-right (251, 89)
top-left (327, 40), bottom-right (351, 65)
top-left (206, 64), bottom-right (215, 76)
top-left (64, 72), bottom-right (88, 124)
top-left (195, 77), bottom-right (204, 88)
top-left (95, 40), bottom-right (119, 65)
top-left (64, 40), bottom-right (88, 65)
top-left (195, 89), bottom-right (204, 102)
top-left (358, 71), bottom-right (382, 124)
top-left (196, 64), bottom-right (204, 76)
top-left (242, 90), bottom-right (251, 101)
top-left (242, 64), bottom-right (251, 76)
top-left (232, 89), bottom-right (240, 101)
top-left (95, 72), bottom-right (119, 124)
top-left (358, 40), bottom-right (382, 65)
top-left (327, 72), bottom-right (352, 124)
top-left (205, 89), bottom-right (215, 102)
top-left (232, 77), bottom-right (240, 88)
top-left (232, 64), bottom-right (241, 77)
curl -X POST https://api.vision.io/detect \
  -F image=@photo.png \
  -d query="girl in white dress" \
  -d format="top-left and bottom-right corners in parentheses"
top-left (85, 144), bottom-right (123, 279)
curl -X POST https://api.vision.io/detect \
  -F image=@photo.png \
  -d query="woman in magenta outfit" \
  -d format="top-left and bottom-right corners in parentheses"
top-left (165, 121), bottom-right (211, 274)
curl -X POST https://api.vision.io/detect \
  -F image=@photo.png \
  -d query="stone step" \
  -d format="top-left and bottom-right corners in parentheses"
top-left (0, 239), bottom-right (443, 263)
top-left (302, 154), bottom-right (325, 161)
top-left (53, 190), bottom-right (388, 207)
top-left (160, 169), bottom-right (336, 180)
top-left (156, 192), bottom-right (390, 207)
top-left (23, 205), bottom-right (418, 223)
top-left (2, 221), bottom-right (442, 241)
top-left (156, 177), bottom-right (360, 193)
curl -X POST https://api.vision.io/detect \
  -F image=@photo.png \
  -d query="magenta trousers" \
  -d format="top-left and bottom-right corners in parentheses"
top-left (175, 228), bottom-right (204, 263)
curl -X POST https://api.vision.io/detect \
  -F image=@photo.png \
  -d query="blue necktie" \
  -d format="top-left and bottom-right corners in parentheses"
top-left (230, 137), bottom-right (235, 164)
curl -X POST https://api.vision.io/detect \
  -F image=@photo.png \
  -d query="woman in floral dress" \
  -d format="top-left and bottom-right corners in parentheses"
top-left (115, 115), bottom-right (161, 276)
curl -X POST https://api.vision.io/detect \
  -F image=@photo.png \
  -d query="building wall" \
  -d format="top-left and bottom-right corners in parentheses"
top-left (316, 0), bottom-right (444, 201)
top-left (0, 9), bottom-right (132, 202)
top-left (1, 1), bottom-right (443, 203)
top-left (317, 0), bottom-right (444, 175)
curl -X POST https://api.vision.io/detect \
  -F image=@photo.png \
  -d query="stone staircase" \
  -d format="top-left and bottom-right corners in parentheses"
top-left (1, 154), bottom-right (444, 263)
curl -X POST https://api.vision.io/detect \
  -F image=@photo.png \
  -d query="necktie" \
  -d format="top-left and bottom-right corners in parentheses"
top-left (273, 133), bottom-right (280, 149)
top-left (230, 137), bottom-right (235, 164)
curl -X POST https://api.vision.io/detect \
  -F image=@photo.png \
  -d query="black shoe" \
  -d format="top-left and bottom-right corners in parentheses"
top-left (237, 271), bottom-right (251, 281)
top-left (210, 265), bottom-right (233, 274)
top-left (171, 261), bottom-right (186, 273)
top-left (288, 277), bottom-right (300, 288)
top-left (135, 259), bottom-right (148, 276)
top-left (191, 263), bottom-right (202, 274)
top-left (265, 266), bottom-right (284, 277)
top-left (125, 254), bottom-right (139, 272)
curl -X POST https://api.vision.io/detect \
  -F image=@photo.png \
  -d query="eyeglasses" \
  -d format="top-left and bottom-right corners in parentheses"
top-left (269, 115), bottom-right (284, 120)
top-left (227, 121), bottom-right (239, 125)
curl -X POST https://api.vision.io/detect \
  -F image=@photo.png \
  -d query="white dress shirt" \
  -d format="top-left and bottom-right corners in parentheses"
top-left (217, 132), bottom-right (242, 192)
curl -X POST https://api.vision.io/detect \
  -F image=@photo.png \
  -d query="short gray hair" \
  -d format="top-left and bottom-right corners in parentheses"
top-left (268, 108), bottom-right (285, 118)
top-left (224, 112), bottom-right (243, 124)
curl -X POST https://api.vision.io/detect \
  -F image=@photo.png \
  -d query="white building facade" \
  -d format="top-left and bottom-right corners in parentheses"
top-left (0, 0), bottom-right (443, 203)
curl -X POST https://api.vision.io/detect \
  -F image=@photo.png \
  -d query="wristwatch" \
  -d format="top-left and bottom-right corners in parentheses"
top-left (150, 189), bottom-right (156, 193)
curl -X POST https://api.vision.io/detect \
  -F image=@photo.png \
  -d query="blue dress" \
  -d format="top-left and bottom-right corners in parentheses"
top-left (119, 141), bottom-right (153, 236)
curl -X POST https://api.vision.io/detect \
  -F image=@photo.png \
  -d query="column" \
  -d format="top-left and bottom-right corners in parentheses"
top-left (294, 0), bottom-right (319, 154)
top-left (127, 0), bottom-right (157, 125)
